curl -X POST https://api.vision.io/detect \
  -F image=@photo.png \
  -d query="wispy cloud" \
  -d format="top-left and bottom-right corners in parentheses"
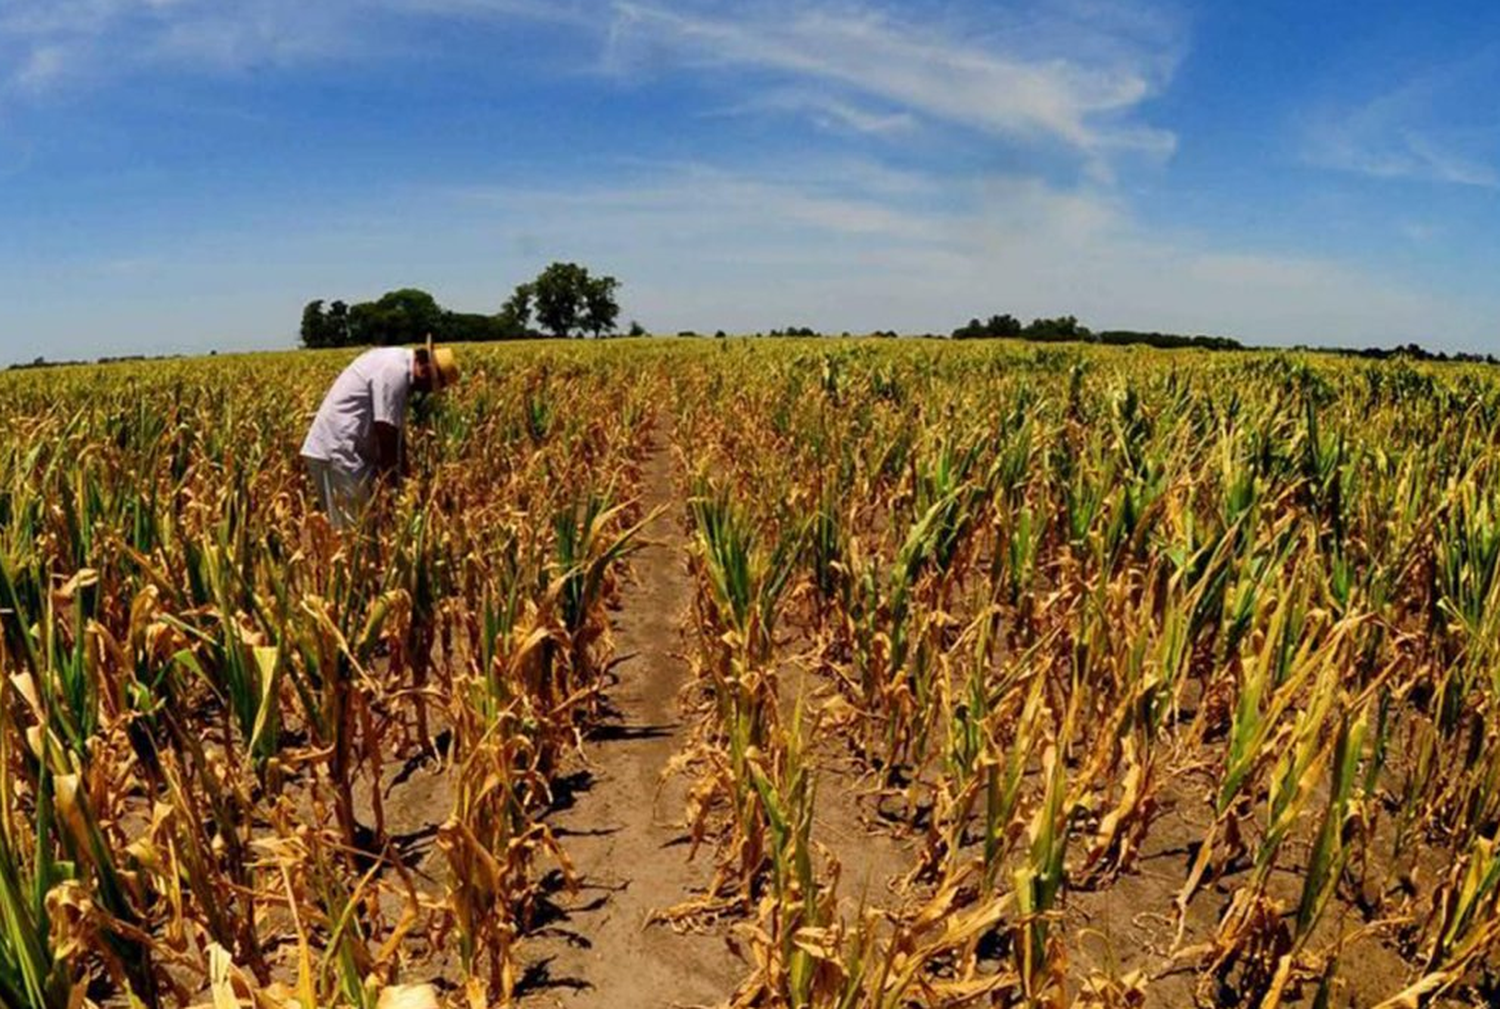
top-left (710, 89), bottom-right (918, 137)
top-left (4, 147), bottom-right (1487, 361)
top-left (0, 0), bottom-right (359, 95)
top-left (11, 43), bottom-right (70, 92)
top-left (0, 0), bottom-right (1180, 174)
top-left (14, 0), bottom-right (1481, 354)
top-left (1305, 55), bottom-right (1500, 188)
top-left (1311, 123), bottom-right (1499, 189)
top-left (604, 1), bottom-right (1178, 162)
top-left (451, 158), bottom-right (956, 245)
top-left (437, 156), bottom-right (1484, 347)
top-left (1398, 220), bottom-right (1440, 244)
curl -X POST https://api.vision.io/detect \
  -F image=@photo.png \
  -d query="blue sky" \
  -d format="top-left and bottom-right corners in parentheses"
top-left (2, 0), bottom-right (1500, 363)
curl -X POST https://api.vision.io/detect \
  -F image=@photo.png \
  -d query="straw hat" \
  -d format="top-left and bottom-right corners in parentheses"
top-left (424, 334), bottom-right (460, 392)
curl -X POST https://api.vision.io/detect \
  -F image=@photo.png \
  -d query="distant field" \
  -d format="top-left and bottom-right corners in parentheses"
top-left (0, 339), bottom-right (1497, 1007)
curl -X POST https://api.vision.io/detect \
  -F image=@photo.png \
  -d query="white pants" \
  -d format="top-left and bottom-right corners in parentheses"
top-left (305, 457), bottom-right (371, 531)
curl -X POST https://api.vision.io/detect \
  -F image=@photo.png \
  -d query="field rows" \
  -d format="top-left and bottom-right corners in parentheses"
top-left (0, 341), bottom-right (1498, 1007)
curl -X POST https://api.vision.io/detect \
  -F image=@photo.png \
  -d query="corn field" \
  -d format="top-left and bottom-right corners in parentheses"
top-left (1, 339), bottom-right (1498, 1007)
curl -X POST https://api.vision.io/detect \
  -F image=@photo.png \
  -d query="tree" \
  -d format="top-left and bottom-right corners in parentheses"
top-left (1025, 315), bottom-right (1088, 342)
top-left (498, 284), bottom-right (534, 337)
top-left (304, 287), bottom-right (526, 346)
top-left (508, 262), bottom-right (621, 338)
top-left (950, 310), bottom-right (1245, 351)
top-left (952, 313), bottom-right (1021, 339)
top-left (987, 313), bottom-right (1022, 337)
top-left (300, 300), bottom-right (329, 348)
top-left (441, 311), bottom-right (509, 343)
top-left (952, 317), bottom-right (984, 340)
top-left (355, 288), bottom-right (443, 345)
top-left (300, 267), bottom-right (624, 348)
top-left (347, 301), bottom-right (378, 346)
top-left (327, 300), bottom-right (351, 346)
top-left (584, 275), bottom-right (620, 338)
top-left (532, 263), bottom-right (588, 338)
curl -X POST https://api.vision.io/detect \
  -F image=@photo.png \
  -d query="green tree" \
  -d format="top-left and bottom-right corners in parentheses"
top-left (302, 272), bottom-right (617, 348)
top-left (531, 263), bottom-right (588, 338)
top-left (987, 313), bottom-right (1022, 337)
top-left (583, 275), bottom-right (620, 338)
top-left (338, 288), bottom-right (444, 345)
top-left (300, 300), bottom-right (328, 348)
top-left (508, 262), bottom-right (621, 338)
top-left (360, 288), bottom-right (444, 345)
top-left (440, 311), bottom-right (508, 342)
top-left (498, 284), bottom-right (534, 338)
top-left (1025, 315), bottom-right (1088, 342)
top-left (327, 300), bottom-right (351, 346)
top-left (952, 313), bottom-right (1022, 339)
top-left (347, 300), bottom-right (377, 345)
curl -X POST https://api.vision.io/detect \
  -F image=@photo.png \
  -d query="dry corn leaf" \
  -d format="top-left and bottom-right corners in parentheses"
top-left (376, 984), bottom-right (440, 1009)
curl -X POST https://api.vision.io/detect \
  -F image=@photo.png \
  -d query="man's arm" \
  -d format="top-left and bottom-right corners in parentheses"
top-left (373, 421), bottom-right (402, 482)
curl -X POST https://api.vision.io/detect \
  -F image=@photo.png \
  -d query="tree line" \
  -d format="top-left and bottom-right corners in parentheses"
top-left (952, 313), bottom-right (1243, 351)
top-left (301, 262), bottom-right (626, 348)
top-left (296, 273), bottom-right (1490, 362)
top-left (1311, 342), bottom-right (1499, 365)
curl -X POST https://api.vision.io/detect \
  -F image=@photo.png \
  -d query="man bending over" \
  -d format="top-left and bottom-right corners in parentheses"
top-left (301, 336), bottom-right (459, 529)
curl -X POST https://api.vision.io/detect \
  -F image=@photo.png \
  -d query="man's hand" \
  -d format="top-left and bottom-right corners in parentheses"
top-left (373, 421), bottom-right (402, 483)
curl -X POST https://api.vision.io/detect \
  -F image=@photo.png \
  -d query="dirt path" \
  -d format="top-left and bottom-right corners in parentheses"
top-left (517, 426), bottom-right (741, 1008)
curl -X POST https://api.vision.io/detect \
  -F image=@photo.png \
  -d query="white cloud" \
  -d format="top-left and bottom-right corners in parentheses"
top-left (0, 0), bottom-right (355, 94)
top-left (144, 5), bottom-right (343, 69)
top-left (0, 0), bottom-right (1179, 172)
top-left (441, 159), bottom-right (1488, 348)
top-left (4, 153), bottom-right (1486, 363)
top-left (712, 90), bottom-right (917, 137)
top-left (1398, 220), bottom-right (1439, 244)
top-left (1311, 125), bottom-right (1499, 189)
top-left (12, 43), bottom-right (70, 91)
top-left (1305, 58), bottom-right (1500, 188)
top-left (604, 1), bottom-right (1178, 162)
top-left (452, 160), bottom-right (955, 243)
top-left (946, 176), bottom-right (1471, 347)
top-left (7, 0), bottom-right (1485, 354)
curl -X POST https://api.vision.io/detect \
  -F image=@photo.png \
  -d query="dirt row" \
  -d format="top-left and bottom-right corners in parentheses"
top-left (513, 429), bottom-right (741, 1006)
top-left (373, 421), bottom-right (1428, 1008)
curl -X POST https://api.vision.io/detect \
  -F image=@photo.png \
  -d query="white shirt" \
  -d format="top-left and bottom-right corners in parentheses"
top-left (301, 348), bottom-right (413, 477)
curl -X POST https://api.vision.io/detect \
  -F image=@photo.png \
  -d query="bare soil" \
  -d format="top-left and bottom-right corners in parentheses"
top-left (318, 425), bottom-right (1454, 1009)
top-left (516, 429), bottom-right (742, 1008)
